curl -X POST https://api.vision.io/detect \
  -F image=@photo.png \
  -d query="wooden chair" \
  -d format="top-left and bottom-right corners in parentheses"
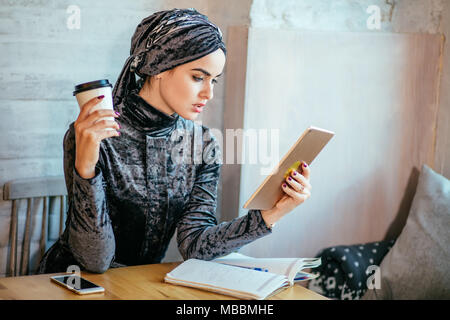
top-left (3, 176), bottom-right (67, 277)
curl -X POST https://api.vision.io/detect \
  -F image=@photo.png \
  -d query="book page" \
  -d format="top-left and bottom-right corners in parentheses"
top-left (165, 259), bottom-right (290, 300)
top-left (213, 253), bottom-right (321, 283)
top-left (294, 270), bottom-right (320, 282)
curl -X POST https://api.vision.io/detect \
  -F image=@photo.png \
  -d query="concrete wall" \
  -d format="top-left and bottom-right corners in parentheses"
top-left (249, 0), bottom-right (445, 33)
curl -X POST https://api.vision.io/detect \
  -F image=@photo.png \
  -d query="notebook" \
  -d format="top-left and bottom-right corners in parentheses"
top-left (164, 252), bottom-right (321, 300)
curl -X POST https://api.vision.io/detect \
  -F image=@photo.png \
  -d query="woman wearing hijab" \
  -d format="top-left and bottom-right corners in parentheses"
top-left (38, 8), bottom-right (312, 274)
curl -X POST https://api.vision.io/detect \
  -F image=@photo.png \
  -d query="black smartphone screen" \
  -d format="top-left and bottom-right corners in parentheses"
top-left (54, 275), bottom-right (101, 289)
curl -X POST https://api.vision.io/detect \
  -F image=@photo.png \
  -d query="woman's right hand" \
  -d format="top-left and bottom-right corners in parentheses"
top-left (74, 95), bottom-right (120, 179)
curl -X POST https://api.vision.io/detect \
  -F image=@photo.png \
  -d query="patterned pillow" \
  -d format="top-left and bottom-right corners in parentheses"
top-left (308, 240), bottom-right (395, 300)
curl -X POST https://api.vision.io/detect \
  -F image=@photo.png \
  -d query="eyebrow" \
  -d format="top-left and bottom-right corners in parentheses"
top-left (191, 68), bottom-right (222, 78)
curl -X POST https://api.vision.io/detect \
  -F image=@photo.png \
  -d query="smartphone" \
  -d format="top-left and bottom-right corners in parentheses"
top-left (50, 275), bottom-right (105, 295)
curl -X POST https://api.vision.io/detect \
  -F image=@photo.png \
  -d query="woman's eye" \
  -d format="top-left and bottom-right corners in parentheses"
top-left (193, 76), bottom-right (218, 84)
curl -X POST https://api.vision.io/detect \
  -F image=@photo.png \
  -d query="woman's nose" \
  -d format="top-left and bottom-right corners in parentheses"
top-left (200, 82), bottom-right (214, 100)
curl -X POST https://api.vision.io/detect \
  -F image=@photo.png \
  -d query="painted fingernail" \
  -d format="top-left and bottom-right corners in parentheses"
top-left (114, 111), bottom-right (120, 116)
top-left (283, 183), bottom-right (287, 188)
top-left (293, 171), bottom-right (297, 176)
top-left (303, 163), bottom-right (308, 167)
top-left (98, 95), bottom-right (105, 99)
top-left (288, 177), bottom-right (292, 181)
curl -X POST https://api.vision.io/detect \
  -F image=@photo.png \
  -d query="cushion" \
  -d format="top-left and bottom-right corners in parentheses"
top-left (362, 164), bottom-right (450, 299)
top-left (307, 240), bottom-right (395, 299)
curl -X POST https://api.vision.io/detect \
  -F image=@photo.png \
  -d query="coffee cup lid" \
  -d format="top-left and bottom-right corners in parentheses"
top-left (73, 79), bottom-right (112, 96)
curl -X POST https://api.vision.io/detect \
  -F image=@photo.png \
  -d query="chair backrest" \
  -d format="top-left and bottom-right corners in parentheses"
top-left (3, 176), bottom-right (68, 277)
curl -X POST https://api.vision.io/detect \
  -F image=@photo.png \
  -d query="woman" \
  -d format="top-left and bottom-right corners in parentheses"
top-left (38, 8), bottom-right (312, 274)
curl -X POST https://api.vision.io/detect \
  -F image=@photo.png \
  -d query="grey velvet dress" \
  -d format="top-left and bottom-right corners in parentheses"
top-left (37, 89), bottom-right (271, 274)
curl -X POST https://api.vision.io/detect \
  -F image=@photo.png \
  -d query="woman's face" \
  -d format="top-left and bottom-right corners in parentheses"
top-left (148, 48), bottom-right (226, 120)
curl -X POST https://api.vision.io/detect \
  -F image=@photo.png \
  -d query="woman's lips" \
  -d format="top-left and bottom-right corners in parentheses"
top-left (193, 105), bottom-right (204, 113)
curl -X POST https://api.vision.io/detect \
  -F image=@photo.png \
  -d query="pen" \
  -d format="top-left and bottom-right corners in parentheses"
top-left (227, 264), bottom-right (269, 272)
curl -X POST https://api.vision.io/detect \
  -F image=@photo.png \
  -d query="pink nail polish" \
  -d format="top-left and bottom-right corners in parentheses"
top-left (288, 177), bottom-right (292, 181)
top-left (293, 171), bottom-right (297, 175)
top-left (283, 183), bottom-right (287, 188)
top-left (303, 163), bottom-right (308, 168)
top-left (98, 95), bottom-right (105, 99)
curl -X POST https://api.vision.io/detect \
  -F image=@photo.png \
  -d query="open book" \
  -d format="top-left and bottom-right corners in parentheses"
top-left (164, 252), bottom-right (321, 300)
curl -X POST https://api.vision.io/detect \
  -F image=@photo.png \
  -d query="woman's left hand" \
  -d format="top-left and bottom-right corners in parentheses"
top-left (261, 161), bottom-right (312, 227)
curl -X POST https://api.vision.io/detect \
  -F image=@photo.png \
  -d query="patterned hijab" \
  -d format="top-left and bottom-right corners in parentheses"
top-left (112, 8), bottom-right (226, 112)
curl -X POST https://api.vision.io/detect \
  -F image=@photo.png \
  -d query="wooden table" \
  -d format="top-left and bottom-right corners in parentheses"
top-left (0, 262), bottom-right (327, 300)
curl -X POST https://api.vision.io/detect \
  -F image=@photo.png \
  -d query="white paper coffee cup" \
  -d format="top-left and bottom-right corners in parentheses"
top-left (73, 79), bottom-right (115, 130)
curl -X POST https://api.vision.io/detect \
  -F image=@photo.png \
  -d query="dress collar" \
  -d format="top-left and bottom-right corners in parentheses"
top-left (121, 89), bottom-right (179, 136)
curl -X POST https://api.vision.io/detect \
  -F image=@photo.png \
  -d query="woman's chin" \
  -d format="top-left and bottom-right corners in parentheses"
top-left (180, 112), bottom-right (200, 121)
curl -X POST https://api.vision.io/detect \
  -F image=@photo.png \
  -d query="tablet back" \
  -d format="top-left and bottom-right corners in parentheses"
top-left (243, 126), bottom-right (335, 210)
